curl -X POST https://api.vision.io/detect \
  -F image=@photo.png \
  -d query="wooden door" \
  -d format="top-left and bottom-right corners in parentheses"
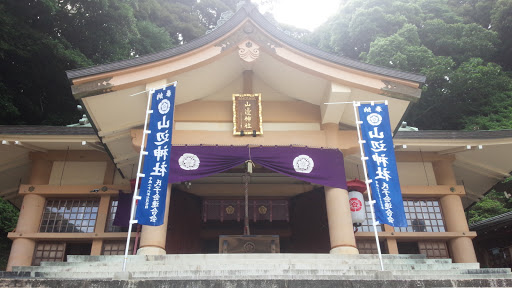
top-left (165, 189), bottom-right (202, 253)
top-left (289, 188), bottom-right (330, 253)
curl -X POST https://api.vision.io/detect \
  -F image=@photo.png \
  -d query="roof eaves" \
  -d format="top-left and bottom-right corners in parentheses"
top-left (0, 126), bottom-right (97, 136)
top-left (395, 130), bottom-right (512, 140)
top-left (469, 211), bottom-right (512, 231)
top-left (66, 3), bottom-right (426, 84)
top-left (247, 9), bottom-right (426, 84)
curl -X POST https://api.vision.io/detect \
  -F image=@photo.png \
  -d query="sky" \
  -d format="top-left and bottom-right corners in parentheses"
top-left (254, 0), bottom-right (343, 31)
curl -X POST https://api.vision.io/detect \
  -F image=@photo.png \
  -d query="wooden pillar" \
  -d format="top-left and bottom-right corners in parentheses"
top-left (6, 156), bottom-right (52, 271)
top-left (322, 123), bottom-right (358, 254)
top-left (91, 161), bottom-right (116, 255)
top-left (137, 185), bottom-right (172, 255)
top-left (384, 224), bottom-right (398, 254)
top-left (433, 159), bottom-right (477, 263)
top-left (90, 195), bottom-right (111, 255)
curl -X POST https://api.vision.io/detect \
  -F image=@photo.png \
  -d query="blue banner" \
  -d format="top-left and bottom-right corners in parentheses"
top-left (135, 85), bottom-right (176, 226)
top-left (358, 103), bottom-right (407, 227)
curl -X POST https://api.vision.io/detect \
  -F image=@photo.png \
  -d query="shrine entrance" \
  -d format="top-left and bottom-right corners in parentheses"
top-left (164, 187), bottom-right (330, 254)
top-left (159, 145), bottom-right (345, 254)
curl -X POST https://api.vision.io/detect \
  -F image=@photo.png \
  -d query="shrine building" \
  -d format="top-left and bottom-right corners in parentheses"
top-left (2, 3), bottom-right (512, 271)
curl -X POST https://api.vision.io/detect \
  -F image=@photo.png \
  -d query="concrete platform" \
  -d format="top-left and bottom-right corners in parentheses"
top-left (2, 254), bottom-right (512, 287)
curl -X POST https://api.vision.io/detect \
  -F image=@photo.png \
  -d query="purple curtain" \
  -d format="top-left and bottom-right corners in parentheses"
top-left (113, 190), bottom-right (132, 227)
top-left (169, 146), bottom-right (346, 189)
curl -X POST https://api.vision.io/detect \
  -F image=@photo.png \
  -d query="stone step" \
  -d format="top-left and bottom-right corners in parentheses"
top-left (3, 278), bottom-right (512, 288)
top-left (395, 273), bottom-right (512, 280)
top-left (66, 253), bottom-right (429, 263)
top-left (390, 268), bottom-right (512, 275)
top-left (38, 258), bottom-right (454, 267)
top-left (0, 271), bottom-right (31, 279)
top-left (16, 262), bottom-right (481, 273)
top-left (29, 270), bottom-right (512, 280)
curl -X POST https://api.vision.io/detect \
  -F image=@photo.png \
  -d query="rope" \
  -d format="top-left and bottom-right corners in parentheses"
top-left (244, 173), bottom-right (250, 235)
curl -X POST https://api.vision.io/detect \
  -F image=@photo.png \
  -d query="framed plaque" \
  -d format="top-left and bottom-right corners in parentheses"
top-left (233, 93), bottom-right (263, 135)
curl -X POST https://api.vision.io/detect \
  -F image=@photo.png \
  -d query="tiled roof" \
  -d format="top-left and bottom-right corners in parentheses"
top-left (469, 211), bottom-right (512, 232)
top-left (66, 4), bottom-right (426, 84)
top-left (0, 126), bottom-right (96, 136)
top-left (395, 130), bottom-right (512, 140)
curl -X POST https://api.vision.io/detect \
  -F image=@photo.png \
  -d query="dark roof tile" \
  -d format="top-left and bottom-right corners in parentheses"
top-left (0, 126), bottom-right (96, 136)
top-left (395, 130), bottom-right (512, 140)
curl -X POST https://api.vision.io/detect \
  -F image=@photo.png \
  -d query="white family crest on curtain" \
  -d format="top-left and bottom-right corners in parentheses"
top-left (358, 103), bottom-right (407, 227)
top-left (178, 153), bottom-right (200, 170)
top-left (293, 155), bottom-right (314, 173)
top-left (135, 85), bottom-right (176, 226)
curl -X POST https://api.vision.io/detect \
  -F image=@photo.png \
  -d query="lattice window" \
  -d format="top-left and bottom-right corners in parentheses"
top-left (395, 199), bottom-right (446, 232)
top-left (33, 242), bottom-right (65, 266)
top-left (419, 241), bottom-right (449, 259)
top-left (40, 199), bottom-right (99, 233)
top-left (358, 201), bottom-right (383, 232)
top-left (102, 240), bottom-right (134, 255)
top-left (357, 240), bottom-right (386, 254)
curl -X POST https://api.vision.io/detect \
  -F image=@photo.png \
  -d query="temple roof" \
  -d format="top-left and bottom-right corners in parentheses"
top-left (470, 211), bottom-right (512, 232)
top-left (66, 3), bottom-right (425, 84)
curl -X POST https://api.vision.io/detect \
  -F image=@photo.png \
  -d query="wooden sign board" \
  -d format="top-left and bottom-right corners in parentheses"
top-left (233, 94), bottom-right (263, 135)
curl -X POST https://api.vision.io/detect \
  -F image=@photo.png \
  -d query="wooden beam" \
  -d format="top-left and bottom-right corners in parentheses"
top-left (18, 184), bottom-right (130, 196)
top-left (355, 231), bottom-right (476, 240)
top-left (85, 142), bottom-right (106, 152)
top-left (437, 145), bottom-right (473, 155)
top-left (30, 150), bottom-right (111, 162)
top-left (8, 232), bottom-right (136, 240)
top-left (14, 141), bottom-right (47, 153)
top-left (401, 185), bottom-right (465, 196)
top-left (395, 151), bottom-right (455, 162)
top-left (101, 130), bottom-right (131, 144)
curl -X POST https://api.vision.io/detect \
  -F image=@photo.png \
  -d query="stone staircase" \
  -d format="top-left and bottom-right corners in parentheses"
top-left (2, 254), bottom-right (512, 287)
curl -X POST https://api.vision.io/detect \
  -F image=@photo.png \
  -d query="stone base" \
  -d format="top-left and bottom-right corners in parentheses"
top-left (136, 246), bottom-right (166, 255)
top-left (112, 272), bottom-right (132, 280)
top-left (3, 279), bottom-right (512, 288)
top-left (330, 246), bottom-right (359, 254)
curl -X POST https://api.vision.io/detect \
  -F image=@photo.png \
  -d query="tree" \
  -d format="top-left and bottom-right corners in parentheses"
top-left (467, 187), bottom-right (512, 224)
top-left (309, 0), bottom-right (512, 130)
top-left (0, 198), bottom-right (19, 271)
top-left (419, 19), bottom-right (499, 64)
top-left (0, 0), bottom-right (236, 125)
top-left (490, 0), bottom-right (512, 70)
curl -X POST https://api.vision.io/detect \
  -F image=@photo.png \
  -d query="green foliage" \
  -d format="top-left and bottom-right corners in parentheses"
top-left (362, 24), bottom-right (436, 73)
top-left (491, 0), bottom-right (512, 70)
top-left (0, 198), bottom-right (18, 271)
top-left (0, 0), bottom-right (235, 125)
top-left (467, 190), bottom-right (512, 224)
top-left (309, 0), bottom-right (512, 130)
top-left (419, 19), bottom-right (499, 64)
top-left (0, 198), bottom-right (18, 235)
top-left (132, 21), bottom-right (175, 57)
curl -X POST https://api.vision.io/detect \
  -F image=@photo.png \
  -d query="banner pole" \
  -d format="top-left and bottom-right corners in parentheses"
top-left (122, 89), bottom-right (154, 272)
top-left (352, 101), bottom-right (385, 271)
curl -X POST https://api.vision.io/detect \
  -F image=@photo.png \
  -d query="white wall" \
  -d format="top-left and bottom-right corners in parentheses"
top-left (49, 161), bottom-right (107, 185)
top-left (397, 162), bottom-right (436, 186)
